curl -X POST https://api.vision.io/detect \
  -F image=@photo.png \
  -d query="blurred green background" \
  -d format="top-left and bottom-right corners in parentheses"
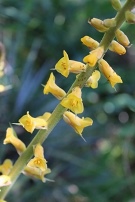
top-left (1, 0), bottom-right (135, 201)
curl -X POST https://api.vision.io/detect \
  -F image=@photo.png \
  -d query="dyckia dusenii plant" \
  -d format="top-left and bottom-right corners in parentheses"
top-left (0, 0), bottom-right (135, 200)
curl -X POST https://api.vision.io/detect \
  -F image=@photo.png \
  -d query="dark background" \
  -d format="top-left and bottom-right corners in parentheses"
top-left (0, 0), bottom-right (135, 201)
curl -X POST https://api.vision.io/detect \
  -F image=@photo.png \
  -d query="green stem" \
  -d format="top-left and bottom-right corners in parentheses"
top-left (0, 0), bottom-right (135, 200)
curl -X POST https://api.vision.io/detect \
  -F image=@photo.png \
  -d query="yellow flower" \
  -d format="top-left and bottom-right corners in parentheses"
top-left (61, 86), bottom-right (84, 114)
top-left (3, 128), bottom-right (26, 155)
top-left (69, 60), bottom-right (86, 74)
top-left (98, 59), bottom-right (123, 88)
top-left (55, 50), bottom-right (69, 77)
top-left (86, 70), bottom-right (101, 89)
top-left (24, 144), bottom-right (51, 182)
top-left (0, 175), bottom-right (11, 187)
top-left (109, 40), bottom-right (126, 55)
top-left (18, 111), bottom-right (48, 133)
top-left (63, 111), bottom-right (93, 141)
top-left (83, 46), bottom-right (104, 67)
top-left (43, 72), bottom-right (66, 100)
top-left (27, 144), bottom-right (48, 172)
top-left (81, 36), bottom-right (99, 50)
top-left (23, 166), bottom-right (51, 183)
top-left (0, 159), bottom-right (13, 175)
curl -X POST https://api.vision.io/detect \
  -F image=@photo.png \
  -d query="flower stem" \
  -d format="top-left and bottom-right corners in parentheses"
top-left (0, 0), bottom-right (135, 200)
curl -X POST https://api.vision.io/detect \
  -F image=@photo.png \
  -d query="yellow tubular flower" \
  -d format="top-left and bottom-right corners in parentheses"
top-left (19, 111), bottom-right (35, 133)
top-left (27, 144), bottom-right (48, 172)
top-left (4, 128), bottom-right (26, 155)
top-left (18, 111), bottom-right (48, 133)
top-left (83, 46), bottom-right (104, 67)
top-left (23, 166), bottom-right (51, 183)
top-left (63, 111), bottom-right (93, 141)
top-left (69, 60), bottom-right (86, 74)
top-left (81, 36), bottom-right (99, 50)
top-left (0, 159), bottom-right (13, 175)
top-left (88, 18), bottom-right (109, 32)
top-left (55, 50), bottom-right (69, 77)
top-left (115, 29), bottom-right (130, 47)
top-left (43, 72), bottom-right (66, 100)
top-left (0, 175), bottom-right (11, 187)
top-left (98, 59), bottom-right (123, 88)
top-left (61, 86), bottom-right (84, 114)
top-left (109, 40), bottom-right (126, 55)
top-left (86, 70), bottom-right (101, 89)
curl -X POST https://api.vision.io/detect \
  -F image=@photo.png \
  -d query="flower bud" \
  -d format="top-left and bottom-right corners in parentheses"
top-left (103, 18), bottom-right (116, 28)
top-left (81, 36), bottom-right (99, 50)
top-left (125, 10), bottom-right (135, 24)
top-left (88, 18), bottom-right (109, 32)
top-left (115, 29), bottom-right (130, 47)
top-left (111, 0), bottom-right (122, 11)
top-left (109, 40), bottom-right (126, 55)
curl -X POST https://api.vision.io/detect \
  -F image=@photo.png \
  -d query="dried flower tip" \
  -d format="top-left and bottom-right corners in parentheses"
top-left (69, 60), bottom-right (86, 74)
top-left (81, 36), bottom-right (99, 50)
top-left (103, 18), bottom-right (116, 28)
top-left (83, 46), bottom-right (104, 67)
top-left (88, 18), bottom-right (109, 32)
top-left (0, 159), bottom-right (13, 175)
top-left (111, 0), bottom-right (122, 11)
top-left (0, 175), bottom-right (11, 187)
top-left (115, 29), bottom-right (130, 47)
top-left (98, 58), bottom-right (123, 88)
top-left (61, 86), bottom-right (84, 114)
top-left (4, 127), bottom-right (26, 155)
top-left (55, 50), bottom-right (69, 77)
top-left (125, 10), bottom-right (135, 24)
top-left (43, 72), bottom-right (66, 100)
top-left (109, 40), bottom-right (126, 55)
top-left (86, 70), bottom-right (101, 89)
top-left (63, 111), bottom-right (93, 141)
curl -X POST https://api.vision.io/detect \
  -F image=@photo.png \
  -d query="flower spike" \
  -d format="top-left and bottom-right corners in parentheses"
top-left (63, 111), bottom-right (93, 141)
top-left (43, 72), bottom-right (66, 100)
top-left (61, 86), bottom-right (84, 114)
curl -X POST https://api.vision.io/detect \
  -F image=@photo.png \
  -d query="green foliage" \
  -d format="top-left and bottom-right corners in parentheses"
top-left (0, 0), bottom-right (135, 201)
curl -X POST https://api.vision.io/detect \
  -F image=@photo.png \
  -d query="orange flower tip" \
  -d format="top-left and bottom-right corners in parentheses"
top-left (0, 175), bottom-right (11, 187)
top-left (55, 50), bottom-right (69, 77)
